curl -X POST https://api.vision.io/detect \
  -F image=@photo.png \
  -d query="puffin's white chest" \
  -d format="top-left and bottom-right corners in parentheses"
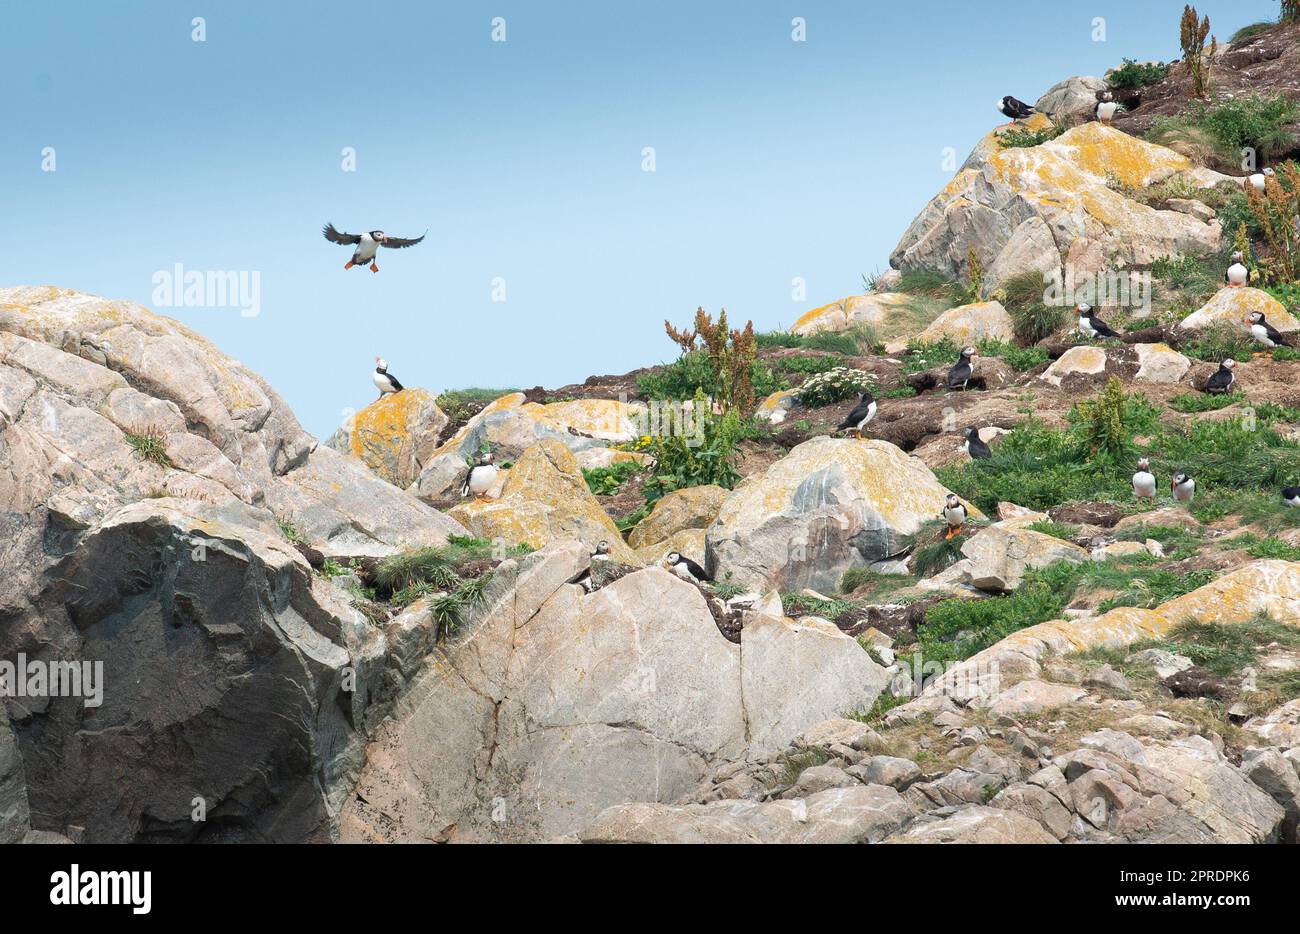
top-left (670, 562), bottom-right (695, 582)
top-left (1249, 174), bottom-right (1267, 192)
top-left (1132, 471), bottom-right (1156, 498)
top-left (1227, 263), bottom-right (1248, 286)
top-left (1079, 318), bottom-right (1096, 338)
top-left (467, 464), bottom-right (498, 495)
top-left (1097, 102), bottom-right (1118, 121)
top-left (355, 234), bottom-right (380, 262)
top-left (943, 504), bottom-right (966, 525)
top-left (373, 369), bottom-right (397, 393)
top-left (856, 401), bottom-right (876, 428)
top-left (1172, 479), bottom-right (1195, 502)
top-left (1251, 324), bottom-right (1275, 346)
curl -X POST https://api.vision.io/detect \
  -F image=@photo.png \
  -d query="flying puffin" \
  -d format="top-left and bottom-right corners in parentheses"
top-left (323, 223), bottom-right (426, 273)
top-left (1244, 311), bottom-right (1291, 348)
top-left (1283, 487), bottom-right (1300, 508)
top-left (1225, 251), bottom-right (1249, 287)
top-left (1205, 358), bottom-right (1237, 394)
top-left (998, 96), bottom-right (1035, 120)
top-left (1246, 167), bottom-right (1276, 193)
top-left (947, 346), bottom-right (977, 391)
top-left (836, 390), bottom-right (877, 439)
top-left (1077, 304), bottom-right (1120, 340)
top-left (1132, 457), bottom-right (1157, 502)
top-left (942, 493), bottom-right (968, 540)
top-left (665, 551), bottom-right (711, 584)
top-left (963, 426), bottom-right (992, 460)
top-left (1095, 91), bottom-right (1119, 125)
top-left (373, 357), bottom-right (404, 398)
top-left (1171, 472), bottom-right (1196, 504)
top-left (462, 452), bottom-right (498, 501)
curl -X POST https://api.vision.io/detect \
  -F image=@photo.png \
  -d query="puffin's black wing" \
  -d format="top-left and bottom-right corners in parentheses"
top-left (947, 361), bottom-right (972, 389)
top-left (1007, 96), bottom-right (1034, 118)
top-left (387, 373), bottom-right (404, 392)
top-left (1091, 316), bottom-right (1120, 339)
top-left (837, 399), bottom-right (872, 430)
top-left (1205, 368), bottom-right (1231, 394)
top-left (1266, 321), bottom-right (1291, 346)
top-left (680, 556), bottom-right (712, 582)
top-left (381, 232), bottom-right (427, 249)
top-left (968, 437), bottom-right (992, 459)
top-left (323, 223), bottom-right (361, 246)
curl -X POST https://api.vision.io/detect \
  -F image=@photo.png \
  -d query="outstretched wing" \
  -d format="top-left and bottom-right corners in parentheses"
top-left (381, 231), bottom-right (427, 249)
top-left (323, 223), bottom-right (361, 245)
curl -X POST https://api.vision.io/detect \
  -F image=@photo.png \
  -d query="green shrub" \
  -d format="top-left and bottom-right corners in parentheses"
top-left (637, 350), bottom-right (786, 403)
top-left (779, 354), bottom-right (841, 375)
top-left (998, 122), bottom-right (1066, 149)
top-left (1107, 58), bottom-right (1170, 89)
top-left (1179, 323), bottom-right (1258, 362)
top-left (797, 366), bottom-right (875, 407)
top-left (1000, 271), bottom-right (1066, 344)
top-left (124, 428), bottom-right (172, 467)
top-left (1229, 22), bottom-right (1276, 43)
top-left (1151, 96), bottom-right (1299, 163)
top-left (977, 337), bottom-right (1049, 372)
top-left (641, 406), bottom-right (743, 501)
top-left (902, 336), bottom-right (961, 374)
top-left (1026, 520), bottom-right (1080, 541)
top-left (437, 387), bottom-right (517, 423)
top-left (582, 460), bottom-right (641, 495)
top-left (896, 269), bottom-right (973, 307)
top-left (1168, 389), bottom-right (1245, 412)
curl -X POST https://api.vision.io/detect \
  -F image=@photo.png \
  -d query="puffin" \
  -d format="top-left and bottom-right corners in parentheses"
top-left (665, 551), bottom-right (711, 584)
top-left (1171, 472), bottom-right (1196, 504)
top-left (462, 452), bottom-right (498, 501)
top-left (942, 493), bottom-right (968, 540)
top-left (1225, 251), bottom-right (1249, 287)
top-left (1077, 304), bottom-right (1120, 340)
top-left (592, 541), bottom-right (610, 560)
top-left (1095, 91), bottom-right (1119, 124)
top-left (373, 357), bottom-right (404, 397)
top-left (836, 390), bottom-right (877, 439)
top-left (1246, 167), bottom-right (1276, 193)
top-left (947, 346), bottom-right (977, 391)
top-left (1283, 487), bottom-right (1300, 508)
top-left (1205, 358), bottom-right (1237, 395)
top-left (323, 223), bottom-right (426, 273)
top-left (1244, 311), bottom-right (1291, 348)
top-left (963, 426), bottom-right (992, 460)
top-left (998, 96), bottom-right (1035, 120)
top-left (1131, 458), bottom-right (1157, 502)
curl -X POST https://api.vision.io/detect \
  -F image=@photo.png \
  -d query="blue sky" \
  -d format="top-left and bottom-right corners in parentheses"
top-left (2, 0), bottom-right (1281, 438)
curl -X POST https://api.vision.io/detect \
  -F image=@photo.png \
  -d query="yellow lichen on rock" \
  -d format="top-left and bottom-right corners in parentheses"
top-left (1039, 345), bottom-right (1107, 386)
top-left (449, 439), bottom-right (637, 563)
top-left (343, 388), bottom-right (447, 488)
top-left (627, 485), bottom-right (727, 549)
top-left (915, 301), bottom-right (1013, 346)
top-left (791, 292), bottom-right (915, 336)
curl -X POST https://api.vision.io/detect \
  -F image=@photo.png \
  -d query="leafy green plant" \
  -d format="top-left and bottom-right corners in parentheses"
top-left (1026, 520), bottom-right (1080, 541)
top-left (637, 350), bottom-right (785, 407)
top-left (663, 307), bottom-right (763, 414)
top-left (276, 516), bottom-right (304, 545)
top-left (1073, 377), bottom-right (1136, 463)
top-left (437, 387), bottom-right (518, 423)
top-left (779, 354), bottom-right (841, 375)
top-left (1107, 58), bottom-right (1170, 89)
top-left (976, 337), bottom-right (1049, 372)
top-left (641, 405), bottom-right (743, 501)
top-left (582, 460), bottom-right (641, 495)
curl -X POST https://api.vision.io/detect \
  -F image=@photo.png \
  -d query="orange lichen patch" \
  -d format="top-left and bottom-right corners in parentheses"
top-left (1057, 123), bottom-right (1191, 189)
top-left (791, 292), bottom-right (915, 336)
top-left (350, 389), bottom-right (435, 458)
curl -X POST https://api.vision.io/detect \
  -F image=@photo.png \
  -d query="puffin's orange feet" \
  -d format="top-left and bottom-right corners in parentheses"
top-left (370, 262), bottom-right (379, 273)
top-left (343, 260), bottom-right (354, 270)
top-left (945, 527), bottom-right (960, 540)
